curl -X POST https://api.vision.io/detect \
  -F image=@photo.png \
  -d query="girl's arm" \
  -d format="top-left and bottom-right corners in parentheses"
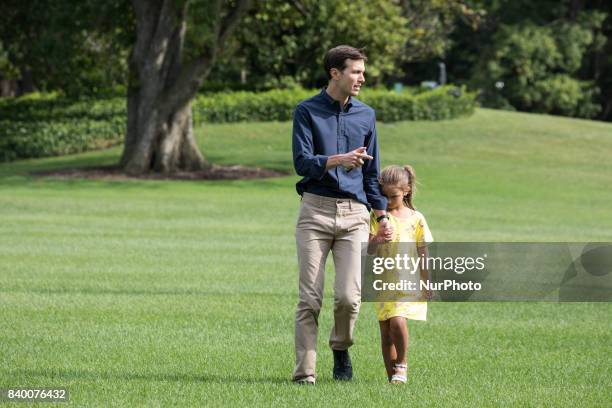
top-left (367, 215), bottom-right (388, 254)
top-left (367, 233), bottom-right (381, 255)
top-left (367, 227), bottom-right (388, 255)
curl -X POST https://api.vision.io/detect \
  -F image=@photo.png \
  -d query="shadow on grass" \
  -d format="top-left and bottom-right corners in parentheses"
top-left (8, 368), bottom-right (291, 385)
top-left (0, 172), bottom-right (297, 192)
top-left (0, 145), bottom-right (295, 187)
top-left (0, 161), bottom-right (296, 191)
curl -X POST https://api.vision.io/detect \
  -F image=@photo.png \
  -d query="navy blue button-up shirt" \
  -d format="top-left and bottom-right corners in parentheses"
top-left (292, 88), bottom-right (387, 211)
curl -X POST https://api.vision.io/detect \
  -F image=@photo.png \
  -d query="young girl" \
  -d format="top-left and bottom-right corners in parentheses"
top-left (369, 165), bottom-right (433, 384)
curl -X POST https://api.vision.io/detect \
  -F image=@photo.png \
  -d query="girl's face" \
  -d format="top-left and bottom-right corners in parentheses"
top-left (382, 185), bottom-right (410, 210)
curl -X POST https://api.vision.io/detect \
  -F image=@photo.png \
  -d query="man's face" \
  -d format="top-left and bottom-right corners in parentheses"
top-left (332, 59), bottom-right (365, 97)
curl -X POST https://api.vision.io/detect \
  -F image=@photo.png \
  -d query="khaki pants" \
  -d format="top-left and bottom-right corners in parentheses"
top-left (293, 192), bottom-right (370, 382)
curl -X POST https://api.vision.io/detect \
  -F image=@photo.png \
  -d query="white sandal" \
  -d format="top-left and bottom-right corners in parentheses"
top-left (390, 363), bottom-right (407, 384)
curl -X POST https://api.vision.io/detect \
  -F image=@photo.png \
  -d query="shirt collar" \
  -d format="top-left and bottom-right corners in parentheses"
top-left (320, 87), bottom-right (353, 111)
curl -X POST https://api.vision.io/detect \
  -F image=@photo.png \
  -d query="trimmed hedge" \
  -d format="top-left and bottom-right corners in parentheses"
top-left (360, 86), bottom-right (476, 122)
top-left (1, 86), bottom-right (476, 162)
top-left (192, 85), bottom-right (476, 124)
top-left (0, 94), bottom-right (125, 162)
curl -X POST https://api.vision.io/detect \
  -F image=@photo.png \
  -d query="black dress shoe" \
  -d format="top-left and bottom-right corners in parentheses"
top-left (332, 349), bottom-right (353, 381)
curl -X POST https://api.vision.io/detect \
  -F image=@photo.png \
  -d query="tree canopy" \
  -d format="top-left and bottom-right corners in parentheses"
top-left (1, 0), bottom-right (611, 121)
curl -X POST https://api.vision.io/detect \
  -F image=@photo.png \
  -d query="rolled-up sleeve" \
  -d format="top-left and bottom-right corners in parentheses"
top-left (362, 116), bottom-right (388, 211)
top-left (292, 105), bottom-right (328, 180)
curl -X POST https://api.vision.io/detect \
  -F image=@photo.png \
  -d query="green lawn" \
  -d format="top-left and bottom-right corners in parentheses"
top-left (1, 109), bottom-right (611, 406)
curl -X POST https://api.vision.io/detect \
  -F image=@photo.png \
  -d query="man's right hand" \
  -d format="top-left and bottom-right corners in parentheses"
top-left (325, 147), bottom-right (373, 171)
top-left (339, 147), bottom-right (373, 170)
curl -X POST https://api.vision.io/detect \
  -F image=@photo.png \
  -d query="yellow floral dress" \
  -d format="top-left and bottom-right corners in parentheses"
top-left (370, 210), bottom-right (433, 321)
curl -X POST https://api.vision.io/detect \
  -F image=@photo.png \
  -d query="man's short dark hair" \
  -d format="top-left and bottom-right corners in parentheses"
top-left (323, 45), bottom-right (367, 80)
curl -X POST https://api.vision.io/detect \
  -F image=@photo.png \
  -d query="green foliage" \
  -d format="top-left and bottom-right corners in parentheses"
top-left (0, 94), bottom-right (125, 161)
top-left (0, 0), bottom-right (132, 96)
top-left (0, 87), bottom-right (476, 161)
top-left (210, 0), bottom-right (483, 90)
top-left (463, 5), bottom-right (608, 119)
top-left (213, 0), bottom-right (410, 88)
top-left (530, 75), bottom-right (601, 118)
top-left (401, 0), bottom-right (485, 63)
top-left (193, 86), bottom-right (476, 124)
top-left (193, 88), bottom-right (314, 123)
top-left (363, 86), bottom-right (477, 121)
top-left (0, 40), bottom-right (18, 79)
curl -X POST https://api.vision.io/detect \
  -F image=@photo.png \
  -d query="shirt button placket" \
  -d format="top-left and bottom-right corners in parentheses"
top-left (337, 111), bottom-right (343, 189)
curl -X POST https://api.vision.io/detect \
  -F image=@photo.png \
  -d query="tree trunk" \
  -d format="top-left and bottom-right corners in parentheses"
top-left (121, 0), bottom-right (251, 175)
top-left (0, 78), bottom-right (18, 97)
top-left (120, 74), bottom-right (208, 174)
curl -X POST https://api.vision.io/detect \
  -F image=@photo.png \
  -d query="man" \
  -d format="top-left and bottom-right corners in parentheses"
top-left (292, 45), bottom-right (393, 385)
